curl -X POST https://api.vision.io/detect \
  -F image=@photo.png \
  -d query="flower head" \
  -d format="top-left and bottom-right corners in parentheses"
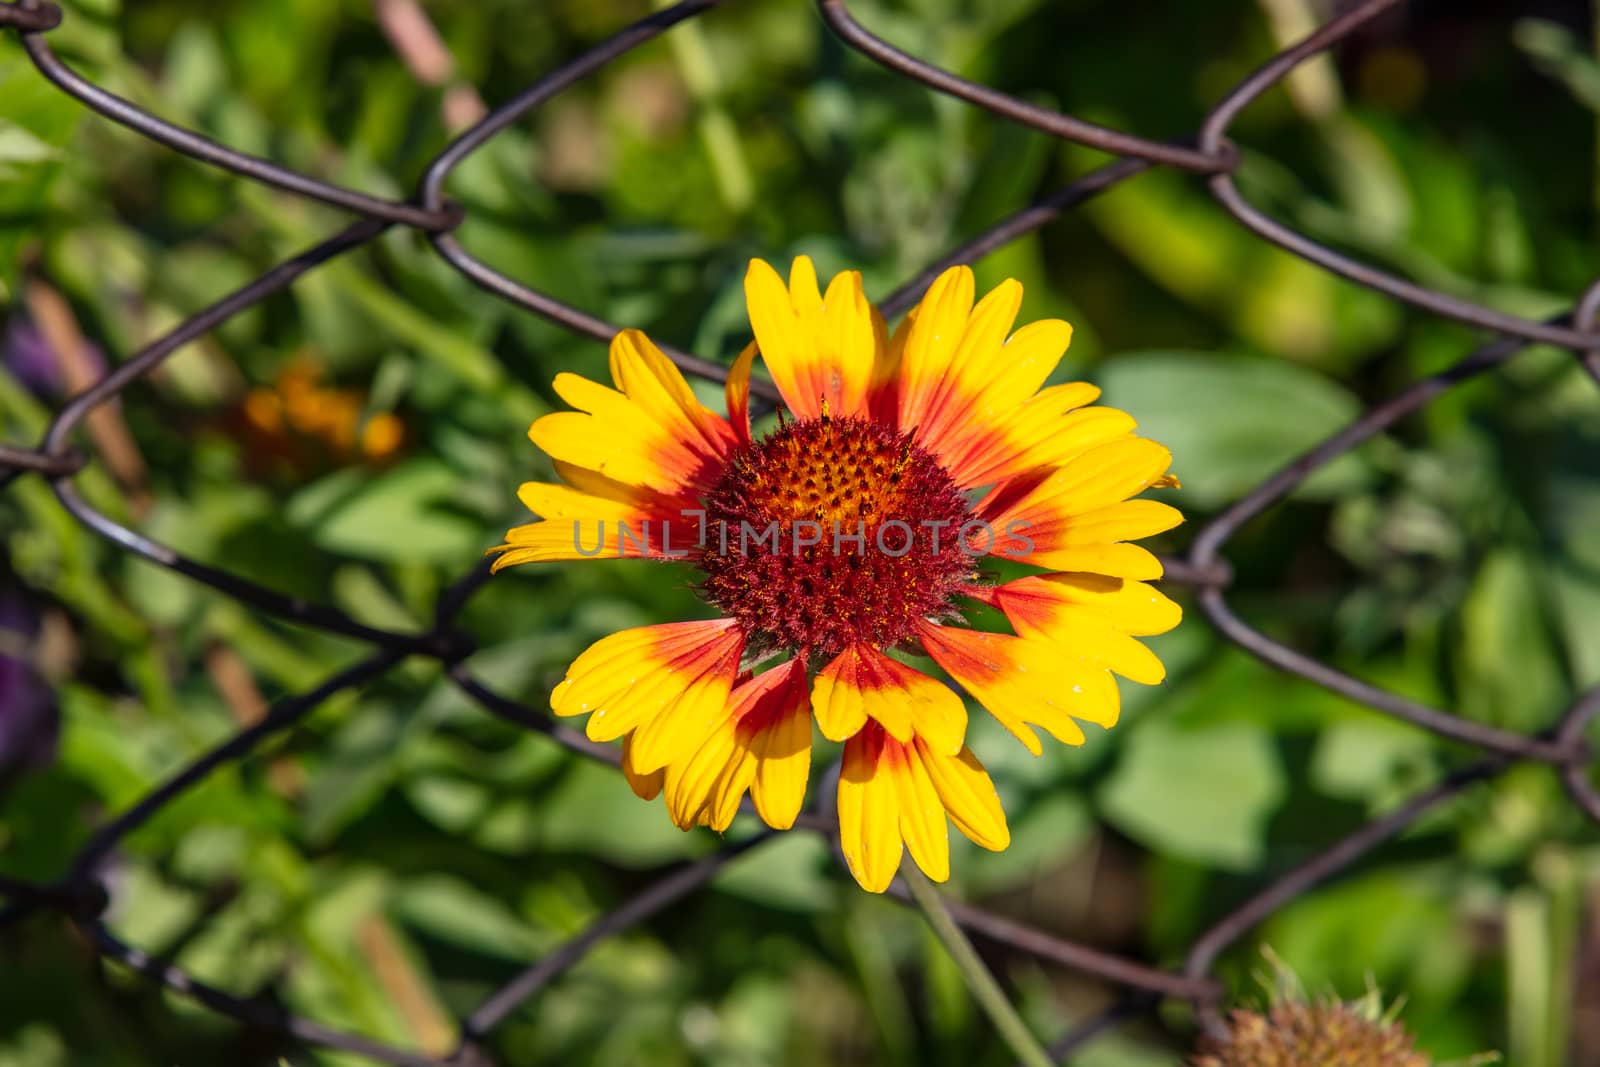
top-left (231, 356), bottom-right (406, 476)
top-left (1192, 951), bottom-right (1498, 1067)
top-left (1193, 994), bottom-right (1436, 1067)
top-left (494, 257), bottom-right (1182, 891)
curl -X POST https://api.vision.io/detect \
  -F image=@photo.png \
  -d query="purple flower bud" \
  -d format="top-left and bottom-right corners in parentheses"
top-left (2, 316), bottom-right (107, 399)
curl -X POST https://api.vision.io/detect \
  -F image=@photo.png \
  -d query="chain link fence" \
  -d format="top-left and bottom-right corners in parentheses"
top-left (2, 0), bottom-right (1598, 1062)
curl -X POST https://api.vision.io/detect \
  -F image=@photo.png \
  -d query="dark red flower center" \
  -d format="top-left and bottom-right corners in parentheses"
top-left (699, 414), bottom-right (974, 657)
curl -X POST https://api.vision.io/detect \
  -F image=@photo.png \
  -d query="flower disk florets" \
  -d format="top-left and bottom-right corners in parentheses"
top-left (699, 413), bottom-right (974, 656)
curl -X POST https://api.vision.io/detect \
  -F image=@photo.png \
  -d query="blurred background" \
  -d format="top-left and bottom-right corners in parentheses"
top-left (3, 0), bottom-right (1600, 1064)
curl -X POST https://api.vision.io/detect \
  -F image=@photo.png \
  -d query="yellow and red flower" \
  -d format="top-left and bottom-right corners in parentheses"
top-left (493, 257), bottom-right (1182, 892)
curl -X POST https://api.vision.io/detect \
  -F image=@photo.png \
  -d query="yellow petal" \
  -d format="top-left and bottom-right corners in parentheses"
top-left (937, 280), bottom-right (1021, 404)
top-left (706, 746), bottom-right (759, 832)
top-left (789, 255), bottom-right (823, 316)
top-left (1027, 438), bottom-right (1175, 516)
top-left (950, 279), bottom-right (1023, 379)
top-left (629, 643), bottom-right (743, 773)
top-left (1057, 499), bottom-right (1184, 546)
top-left (838, 725), bottom-right (904, 893)
top-left (894, 741), bottom-right (951, 883)
top-left (909, 279), bottom-right (1022, 449)
top-left (490, 522), bottom-right (626, 569)
top-left (996, 579), bottom-right (1169, 685)
top-left (896, 266), bottom-right (975, 432)
top-left (1057, 614), bottom-right (1166, 683)
top-left (1031, 404), bottom-right (1139, 461)
top-left (531, 347), bottom-right (733, 495)
top-left (551, 625), bottom-right (696, 715)
top-left (810, 648), bottom-right (871, 742)
top-left (516, 481), bottom-right (636, 522)
top-left (981, 446), bottom-right (1180, 576)
top-left (1057, 659), bottom-right (1121, 729)
top-left (530, 387), bottom-right (711, 495)
top-left (916, 739), bottom-right (1010, 852)
top-left (665, 720), bottom-right (741, 830)
top-left (529, 411), bottom-right (678, 494)
top-left (742, 257), bottom-right (878, 420)
top-left (945, 394), bottom-right (1132, 497)
top-left (608, 328), bottom-right (732, 459)
top-left (817, 269), bottom-right (875, 416)
top-left (916, 623), bottom-right (1121, 752)
top-left (996, 574), bottom-right (1182, 638)
top-left (492, 475), bottom-right (699, 567)
top-left (867, 306), bottom-right (906, 424)
top-left (550, 621), bottom-right (743, 769)
top-left (977, 318), bottom-right (1074, 413)
top-left (811, 644), bottom-right (964, 748)
top-left (725, 341), bottom-right (758, 448)
top-left (621, 731), bottom-right (664, 801)
top-left (744, 663), bottom-right (812, 830)
top-left (1026, 543), bottom-right (1166, 579)
top-left (745, 258), bottom-right (822, 420)
top-left (579, 662), bottom-right (699, 743)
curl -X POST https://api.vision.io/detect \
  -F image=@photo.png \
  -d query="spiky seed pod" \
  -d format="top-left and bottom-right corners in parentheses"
top-left (1192, 997), bottom-right (1431, 1067)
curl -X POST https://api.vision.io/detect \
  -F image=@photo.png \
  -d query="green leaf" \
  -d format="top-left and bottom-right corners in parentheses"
top-left (964, 791), bottom-right (1092, 893)
top-left (1098, 351), bottom-right (1369, 508)
top-left (332, 565), bottom-right (422, 632)
top-left (301, 703), bottom-right (407, 844)
top-left (404, 774), bottom-right (492, 833)
top-left (286, 459), bottom-right (487, 564)
top-left (1552, 565), bottom-right (1600, 689)
top-left (110, 867), bottom-right (203, 956)
top-left (331, 263), bottom-right (542, 424)
top-left (0, 51), bottom-right (81, 227)
top-left (393, 874), bottom-right (547, 961)
top-left (0, 122), bottom-right (62, 170)
top-left (1516, 18), bottom-right (1600, 111)
top-left (1458, 550), bottom-right (1566, 732)
top-left (0, 1025), bottom-right (67, 1067)
top-left (1097, 720), bottom-right (1286, 871)
top-left (1262, 868), bottom-right (1474, 1013)
top-left (1309, 717), bottom-right (1436, 805)
top-left (532, 760), bottom-right (704, 866)
top-left (712, 828), bottom-right (837, 913)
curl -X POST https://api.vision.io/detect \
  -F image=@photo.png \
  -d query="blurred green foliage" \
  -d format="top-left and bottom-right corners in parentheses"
top-left (3, 0), bottom-right (1600, 1065)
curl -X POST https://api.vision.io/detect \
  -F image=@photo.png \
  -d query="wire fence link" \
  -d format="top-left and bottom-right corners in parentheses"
top-left (2, 0), bottom-right (1597, 1061)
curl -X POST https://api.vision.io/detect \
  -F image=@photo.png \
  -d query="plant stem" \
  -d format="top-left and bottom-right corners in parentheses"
top-left (902, 868), bottom-right (1055, 1067)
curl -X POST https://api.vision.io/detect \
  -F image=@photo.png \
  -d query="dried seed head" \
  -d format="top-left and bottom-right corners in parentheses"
top-left (1192, 997), bottom-right (1433, 1067)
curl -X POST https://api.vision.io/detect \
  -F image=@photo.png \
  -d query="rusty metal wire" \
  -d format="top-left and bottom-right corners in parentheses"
top-left (2, 0), bottom-right (1598, 1061)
